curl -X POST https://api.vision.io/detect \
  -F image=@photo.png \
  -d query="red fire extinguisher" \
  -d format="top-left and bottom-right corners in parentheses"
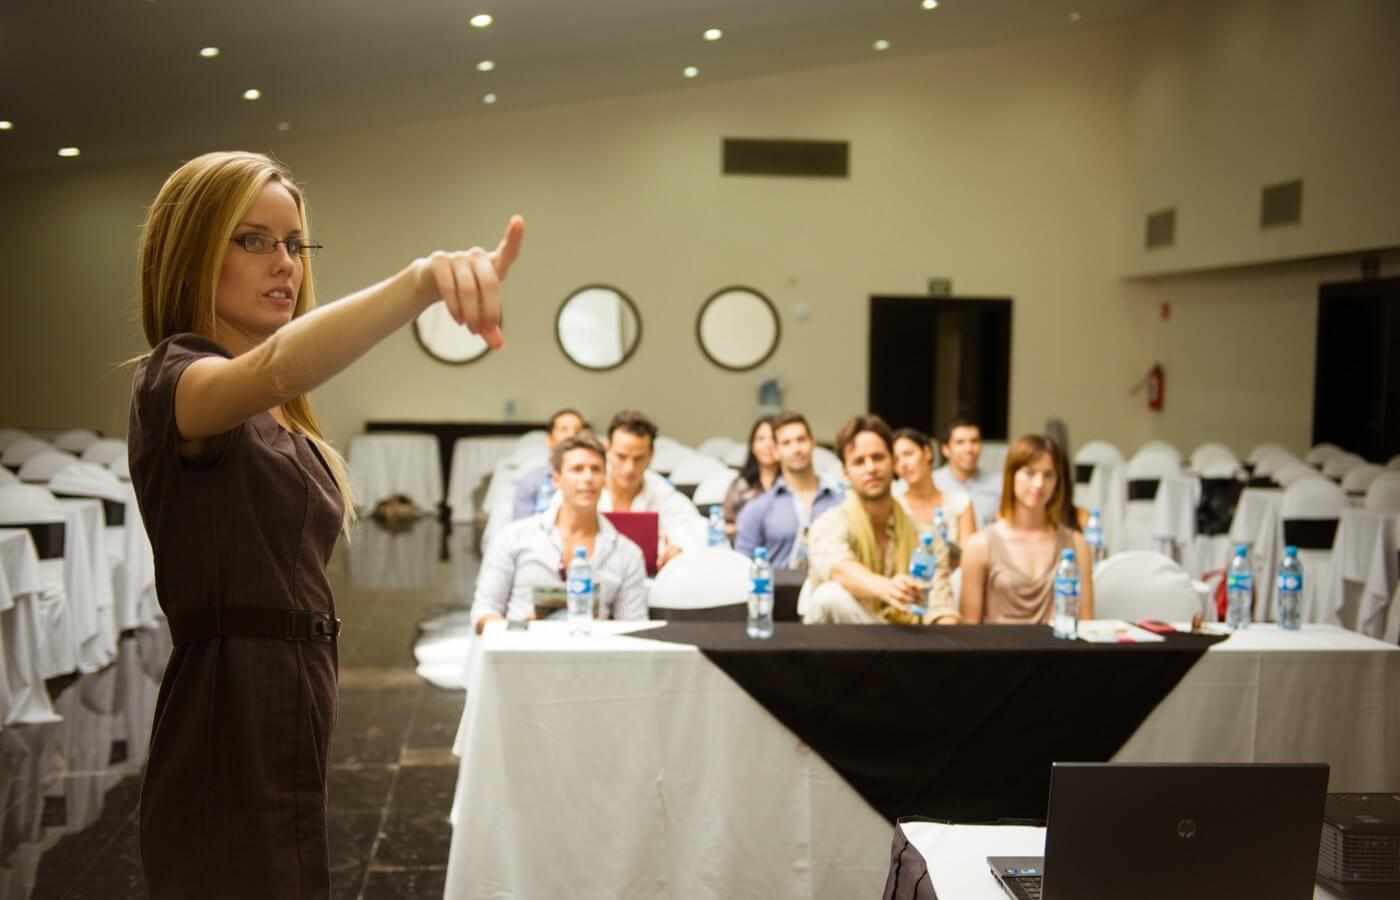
top-left (1146, 364), bottom-right (1165, 411)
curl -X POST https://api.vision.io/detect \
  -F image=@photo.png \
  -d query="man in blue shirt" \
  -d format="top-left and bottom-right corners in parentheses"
top-left (511, 408), bottom-right (587, 520)
top-left (932, 415), bottom-right (1002, 529)
top-left (735, 411), bottom-right (844, 569)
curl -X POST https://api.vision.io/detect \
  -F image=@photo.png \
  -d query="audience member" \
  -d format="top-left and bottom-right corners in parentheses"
top-left (933, 415), bottom-right (1003, 529)
top-left (960, 434), bottom-right (1095, 625)
top-left (735, 412), bottom-right (844, 569)
top-left (893, 427), bottom-right (977, 547)
top-left (804, 415), bottom-right (956, 625)
top-left (511, 408), bottom-right (587, 520)
top-left (473, 432), bottom-right (647, 633)
top-left (721, 416), bottom-right (779, 537)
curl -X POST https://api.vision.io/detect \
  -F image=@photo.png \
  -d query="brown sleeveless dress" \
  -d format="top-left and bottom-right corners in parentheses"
top-left (129, 334), bottom-right (343, 899)
top-left (982, 522), bottom-right (1074, 625)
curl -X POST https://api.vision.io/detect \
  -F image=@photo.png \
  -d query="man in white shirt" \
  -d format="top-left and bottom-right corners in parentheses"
top-left (594, 410), bottom-right (707, 568)
top-left (932, 415), bottom-right (1002, 529)
top-left (473, 432), bottom-right (648, 633)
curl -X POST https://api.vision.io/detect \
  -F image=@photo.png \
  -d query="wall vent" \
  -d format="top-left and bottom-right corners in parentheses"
top-left (1145, 208), bottom-right (1176, 249)
top-left (1260, 179), bottom-right (1303, 227)
top-left (722, 139), bottom-right (849, 178)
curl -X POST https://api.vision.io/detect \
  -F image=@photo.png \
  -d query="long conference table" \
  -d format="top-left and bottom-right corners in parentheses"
top-left (444, 622), bottom-right (1400, 900)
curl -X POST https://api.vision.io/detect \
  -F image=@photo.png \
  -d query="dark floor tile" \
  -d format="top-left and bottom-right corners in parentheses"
top-left (404, 688), bottom-right (465, 751)
top-left (328, 764), bottom-right (397, 813)
top-left (328, 811), bottom-right (383, 900)
top-left (361, 866), bottom-right (447, 899)
top-left (27, 776), bottom-right (142, 898)
top-left (60, 820), bottom-right (146, 900)
top-left (389, 764), bottom-right (457, 813)
top-left (330, 688), bottom-right (418, 766)
top-left (372, 808), bottom-right (452, 869)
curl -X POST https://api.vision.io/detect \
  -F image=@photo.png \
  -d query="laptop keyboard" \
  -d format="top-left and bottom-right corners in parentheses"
top-left (1008, 876), bottom-right (1042, 900)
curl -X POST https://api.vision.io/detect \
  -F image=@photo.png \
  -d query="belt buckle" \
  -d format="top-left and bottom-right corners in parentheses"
top-left (310, 614), bottom-right (340, 642)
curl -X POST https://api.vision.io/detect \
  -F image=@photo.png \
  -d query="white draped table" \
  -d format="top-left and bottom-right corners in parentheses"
top-left (444, 623), bottom-right (1399, 900)
top-left (0, 529), bottom-right (61, 727)
top-left (1327, 508), bottom-right (1400, 642)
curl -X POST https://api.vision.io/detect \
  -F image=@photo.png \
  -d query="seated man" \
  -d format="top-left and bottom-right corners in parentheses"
top-left (473, 432), bottom-right (647, 634)
top-left (511, 408), bottom-right (587, 520)
top-left (804, 414), bottom-right (957, 625)
top-left (735, 411), bottom-right (844, 569)
top-left (933, 415), bottom-right (1003, 530)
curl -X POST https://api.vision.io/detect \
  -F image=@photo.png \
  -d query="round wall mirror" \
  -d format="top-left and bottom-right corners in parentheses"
top-left (555, 285), bottom-right (642, 371)
top-left (413, 302), bottom-right (489, 365)
top-left (696, 286), bottom-right (780, 372)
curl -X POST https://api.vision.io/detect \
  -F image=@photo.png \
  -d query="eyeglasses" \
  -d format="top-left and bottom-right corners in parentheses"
top-left (230, 233), bottom-right (323, 258)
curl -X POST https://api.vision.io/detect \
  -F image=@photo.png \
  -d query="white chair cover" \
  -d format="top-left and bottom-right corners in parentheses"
top-left (1365, 473), bottom-right (1400, 514)
top-left (668, 454), bottom-right (733, 487)
top-left (721, 444), bottom-right (748, 468)
top-left (52, 463), bottom-right (157, 631)
top-left (698, 437), bottom-right (742, 462)
top-left (1278, 478), bottom-right (1348, 626)
top-left (1196, 459), bottom-right (1241, 479)
top-left (0, 485), bottom-right (76, 678)
top-left (1254, 451), bottom-right (1301, 479)
top-left (1131, 441), bottom-right (1183, 466)
top-left (979, 442), bottom-right (1009, 478)
top-left (1072, 441), bottom-right (1123, 513)
top-left (446, 436), bottom-right (518, 522)
top-left (0, 528), bottom-right (64, 725)
top-left (1323, 453), bottom-right (1367, 482)
top-left (0, 428), bottom-right (33, 452)
top-left (648, 547), bottom-right (750, 611)
top-left (80, 438), bottom-right (127, 466)
top-left (1274, 461), bottom-right (1326, 487)
top-left (108, 454), bottom-right (131, 481)
top-left (49, 462), bottom-right (126, 503)
top-left (1389, 454), bottom-right (1400, 471)
top-left (692, 471), bottom-right (739, 508)
top-left (1113, 452), bottom-right (1184, 555)
top-left (1247, 443), bottom-right (1291, 465)
top-left (514, 430), bottom-right (549, 452)
top-left (52, 429), bottom-right (100, 454)
top-left (2, 439), bottom-right (53, 469)
top-left (1094, 552), bottom-right (1205, 622)
top-left (1342, 464), bottom-right (1386, 499)
top-left (0, 466), bottom-right (16, 486)
top-left (1188, 443), bottom-right (1238, 472)
top-left (346, 433), bottom-right (443, 512)
top-left (1305, 443), bottom-right (1344, 467)
top-left (18, 450), bottom-right (79, 484)
top-left (650, 437), bottom-right (696, 475)
top-left (812, 446), bottom-right (843, 481)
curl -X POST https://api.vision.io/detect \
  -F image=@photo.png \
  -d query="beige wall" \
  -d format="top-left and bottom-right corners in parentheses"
top-left (1, 1), bottom-right (1393, 464)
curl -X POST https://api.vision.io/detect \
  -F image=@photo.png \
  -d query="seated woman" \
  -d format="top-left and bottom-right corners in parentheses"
top-left (960, 434), bottom-right (1095, 625)
top-left (1046, 433), bottom-right (1091, 532)
top-left (892, 428), bottom-right (977, 549)
top-left (722, 415), bottom-right (778, 538)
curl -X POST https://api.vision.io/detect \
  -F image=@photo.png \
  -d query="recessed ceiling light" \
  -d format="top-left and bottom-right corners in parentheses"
top-left (483, 92), bottom-right (497, 104)
top-left (0, 121), bottom-right (13, 131)
top-left (243, 88), bottom-right (261, 100)
top-left (683, 66), bottom-right (699, 78)
top-left (873, 39), bottom-right (891, 51)
top-left (1068, 11), bottom-right (1082, 22)
top-left (477, 60), bottom-right (496, 72)
top-left (199, 47), bottom-right (220, 58)
top-left (470, 13), bottom-right (493, 28)
top-left (922, 0), bottom-right (939, 8)
top-left (58, 147), bottom-right (80, 158)
top-left (703, 28), bottom-right (723, 41)
top-left (276, 121), bottom-right (292, 133)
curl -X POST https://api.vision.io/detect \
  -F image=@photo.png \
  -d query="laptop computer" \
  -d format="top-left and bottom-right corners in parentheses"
top-left (602, 510), bottom-right (660, 576)
top-left (988, 762), bottom-right (1329, 900)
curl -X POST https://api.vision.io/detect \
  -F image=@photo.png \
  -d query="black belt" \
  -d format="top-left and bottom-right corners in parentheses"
top-left (167, 607), bottom-right (341, 644)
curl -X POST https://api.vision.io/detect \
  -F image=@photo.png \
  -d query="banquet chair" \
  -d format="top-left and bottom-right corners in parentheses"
top-left (650, 437), bottom-right (696, 475)
top-left (18, 450), bottom-right (79, 484)
top-left (1306, 443), bottom-right (1344, 468)
top-left (813, 445), bottom-right (843, 481)
top-left (0, 466), bottom-right (17, 486)
top-left (1117, 452), bottom-right (1183, 555)
top-left (1247, 443), bottom-right (1291, 466)
top-left (1365, 473), bottom-right (1400, 514)
top-left (1094, 552), bottom-right (1205, 622)
top-left (648, 546), bottom-right (750, 620)
top-left (1252, 448), bottom-right (1299, 481)
top-left (668, 454), bottom-right (734, 492)
top-left (1341, 464), bottom-right (1386, 502)
top-left (980, 441), bottom-right (1009, 477)
top-left (108, 454), bottom-right (131, 481)
top-left (1189, 443), bottom-right (1238, 473)
top-left (698, 437), bottom-right (741, 462)
top-left (51, 461), bottom-right (156, 632)
top-left (2, 438), bottom-right (53, 472)
top-left (0, 484), bottom-right (76, 678)
top-left (0, 428), bottom-right (34, 452)
top-left (1323, 453), bottom-right (1367, 483)
top-left (52, 429), bottom-right (100, 455)
top-left (1389, 454), bottom-right (1400, 472)
top-left (80, 439), bottom-right (127, 467)
top-left (721, 443), bottom-right (748, 468)
top-left (1131, 440), bottom-right (1184, 467)
top-left (691, 470), bottom-right (739, 515)
top-left (1274, 461), bottom-right (1326, 488)
top-left (1279, 478), bottom-right (1349, 626)
top-left (1073, 440), bottom-right (1123, 511)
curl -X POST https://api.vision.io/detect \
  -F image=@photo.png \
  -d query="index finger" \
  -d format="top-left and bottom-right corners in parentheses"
top-left (490, 215), bottom-right (526, 279)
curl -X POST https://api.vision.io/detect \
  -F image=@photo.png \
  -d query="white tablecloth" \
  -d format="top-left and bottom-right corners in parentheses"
top-left (446, 436), bottom-right (519, 522)
top-left (896, 821), bottom-right (1343, 899)
top-left (344, 518), bottom-right (443, 590)
top-left (347, 433), bottom-right (442, 513)
top-left (1229, 487), bottom-right (1284, 619)
top-left (0, 529), bottom-right (62, 727)
top-left (57, 499), bottom-right (117, 674)
top-left (445, 623), bottom-right (1400, 900)
top-left (1328, 508), bottom-right (1400, 642)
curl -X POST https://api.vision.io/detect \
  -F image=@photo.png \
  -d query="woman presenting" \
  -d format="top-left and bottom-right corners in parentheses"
top-left (128, 150), bottom-right (523, 898)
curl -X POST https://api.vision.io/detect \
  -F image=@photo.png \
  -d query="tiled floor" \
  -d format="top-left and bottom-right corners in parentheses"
top-left (2, 518), bottom-right (474, 900)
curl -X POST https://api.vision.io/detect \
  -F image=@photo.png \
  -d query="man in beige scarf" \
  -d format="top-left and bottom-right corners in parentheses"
top-left (803, 415), bottom-right (958, 625)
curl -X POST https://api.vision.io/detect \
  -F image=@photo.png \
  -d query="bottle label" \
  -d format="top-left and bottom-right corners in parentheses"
top-left (1277, 572), bottom-right (1302, 593)
top-left (1227, 572), bottom-right (1252, 592)
top-left (569, 578), bottom-right (592, 596)
top-left (1085, 526), bottom-right (1103, 546)
top-left (1054, 576), bottom-right (1080, 597)
top-left (752, 577), bottom-right (771, 595)
top-left (910, 560), bottom-right (931, 580)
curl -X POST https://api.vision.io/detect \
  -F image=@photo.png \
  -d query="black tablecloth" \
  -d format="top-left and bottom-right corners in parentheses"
top-left (639, 623), bottom-right (1226, 823)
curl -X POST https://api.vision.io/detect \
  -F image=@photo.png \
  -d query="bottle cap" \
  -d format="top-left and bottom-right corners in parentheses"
top-left (921, 531), bottom-right (933, 545)
top-left (1284, 545), bottom-right (1298, 556)
top-left (1234, 544), bottom-right (1248, 556)
top-left (574, 547), bottom-right (587, 559)
top-left (1061, 549), bottom-right (1074, 560)
top-left (1092, 507), bottom-right (1101, 515)
top-left (754, 547), bottom-right (768, 559)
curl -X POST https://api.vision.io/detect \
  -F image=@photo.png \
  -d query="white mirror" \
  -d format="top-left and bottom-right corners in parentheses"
top-left (696, 286), bottom-right (780, 372)
top-left (413, 302), bottom-right (490, 365)
top-left (555, 285), bottom-right (642, 371)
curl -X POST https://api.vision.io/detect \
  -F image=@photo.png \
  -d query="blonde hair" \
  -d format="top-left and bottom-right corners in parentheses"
top-left (137, 151), bottom-right (355, 530)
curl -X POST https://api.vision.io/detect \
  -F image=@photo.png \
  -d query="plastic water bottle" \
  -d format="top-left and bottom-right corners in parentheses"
top-left (1277, 546), bottom-right (1303, 631)
top-left (908, 532), bottom-right (936, 616)
top-left (1226, 544), bottom-right (1253, 630)
top-left (747, 547), bottom-right (775, 639)
top-left (534, 478), bottom-right (555, 515)
top-left (1085, 508), bottom-right (1105, 563)
top-left (933, 508), bottom-right (950, 546)
top-left (707, 506), bottom-right (726, 547)
top-left (566, 547), bottom-right (593, 636)
top-left (793, 527), bottom-right (810, 569)
top-left (1053, 549), bottom-right (1080, 639)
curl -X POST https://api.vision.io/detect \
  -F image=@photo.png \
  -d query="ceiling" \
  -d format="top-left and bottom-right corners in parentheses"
top-left (0, 0), bottom-right (1160, 177)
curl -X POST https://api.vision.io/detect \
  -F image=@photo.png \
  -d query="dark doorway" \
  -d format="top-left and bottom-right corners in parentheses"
top-left (1314, 276), bottom-right (1400, 461)
top-left (868, 296), bottom-right (1012, 440)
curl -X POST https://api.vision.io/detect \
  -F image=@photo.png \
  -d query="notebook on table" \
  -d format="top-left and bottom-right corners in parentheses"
top-left (988, 762), bottom-right (1329, 900)
top-left (603, 510), bottom-right (659, 576)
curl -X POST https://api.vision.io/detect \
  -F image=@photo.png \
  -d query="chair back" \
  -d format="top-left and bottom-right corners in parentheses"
top-left (53, 429), bottom-right (100, 454)
top-left (1322, 453), bottom-right (1366, 482)
top-left (1132, 441), bottom-right (1183, 467)
top-left (1389, 454), bottom-right (1400, 472)
top-left (1254, 451), bottom-right (1301, 479)
top-left (1276, 461), bottom-right (1331, 488)
top-left (649, 547), bottom-right (751, 611)
top-left (1189, 442), bottom-right (1238, 472)
top-left (2, 437), bottom-right (53, 469)
top-left (1094, 551), bottom-right (1203, 622)
top-left (19, 450), bottom-right (79, 484)
top-left (0, 466), bottom-right (15, 486)
top-left (668, 454), bottom-right (733, 487)
top-left (1125, 451), bottom-right (1182, 481)
top-left (1075, 440), bottom-right (1123, 466)
top-left (1279, 478), bottom-right (1348, 526)
top-left (813, 446), bottom-right (844, 481)
top-left (80, 438), bottom-right (127, 466)
top-left (1305, 443), bottom-right (1343, 466)
top-left (0, 428), bottom-right (34, 452)
top-left (692, 470), bottom-right (739, 508)
top-left (1365, 473), bottom-right (1400, 513)
top-left (1341, 464), bottom-right (1385, 499)
top-left (698, 437), bottom-right (742, 461)
top-left (1247, 443), bottom-right (1291, 465)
